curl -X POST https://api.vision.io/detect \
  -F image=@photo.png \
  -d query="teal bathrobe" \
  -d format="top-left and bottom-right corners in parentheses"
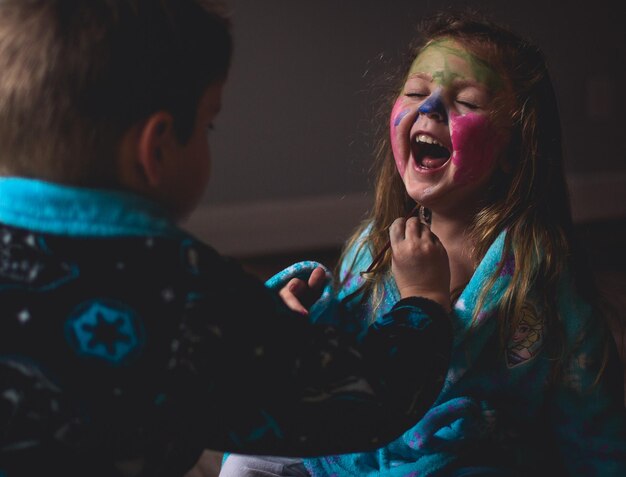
top-left (271, 230), bottom-right (626, 476)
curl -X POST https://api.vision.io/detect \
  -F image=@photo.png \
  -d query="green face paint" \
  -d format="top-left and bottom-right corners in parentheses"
top-left (390, 38), bottom-right (514, 212)
top-left (407, 39), bottom-right (503, 93)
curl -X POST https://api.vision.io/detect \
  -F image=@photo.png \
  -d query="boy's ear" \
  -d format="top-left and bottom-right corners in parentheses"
top-left (136, 111), bottom-right (176, 186)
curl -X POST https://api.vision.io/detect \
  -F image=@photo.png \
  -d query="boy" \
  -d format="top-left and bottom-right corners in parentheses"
top-left (0, 1), bottom-right (452, 475)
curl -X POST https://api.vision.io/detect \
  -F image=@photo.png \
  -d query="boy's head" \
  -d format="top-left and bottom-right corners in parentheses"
top-left (0, 0), bottom-right (232, 196)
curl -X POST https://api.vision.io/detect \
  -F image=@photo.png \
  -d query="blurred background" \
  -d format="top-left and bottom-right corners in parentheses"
top-left (180, 3), bottom-right (625, 474)
top-left (182, 0), bottom-right (625, 281)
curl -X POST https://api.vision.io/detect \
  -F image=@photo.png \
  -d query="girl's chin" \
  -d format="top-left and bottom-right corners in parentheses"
top-left (403, 172), bottom-right (443, 199)
top-left (405, 186), bottom-right (438, 206)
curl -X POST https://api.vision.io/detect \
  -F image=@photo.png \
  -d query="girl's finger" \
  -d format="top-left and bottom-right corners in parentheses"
top-left (421, 224), bottom-right (438, 244)
top-left (389, 217), bottom-right (406, 245)
top-left (405, 216), bottom-right (422, 238)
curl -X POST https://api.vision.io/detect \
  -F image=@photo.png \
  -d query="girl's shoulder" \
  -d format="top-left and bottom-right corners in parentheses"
top-left (338, 222), bottom-right (375, 281)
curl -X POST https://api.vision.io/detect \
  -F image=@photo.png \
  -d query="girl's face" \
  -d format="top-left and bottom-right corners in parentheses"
top-left (390, 39), bottom-right (512, 213)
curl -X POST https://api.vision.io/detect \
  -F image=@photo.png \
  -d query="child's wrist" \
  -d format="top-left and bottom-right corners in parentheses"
top-left (398, 287), bottom-right (450, 312)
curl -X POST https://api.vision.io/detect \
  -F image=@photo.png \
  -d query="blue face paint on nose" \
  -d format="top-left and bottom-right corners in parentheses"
top-left (418, 92), bottom-right (448, 123)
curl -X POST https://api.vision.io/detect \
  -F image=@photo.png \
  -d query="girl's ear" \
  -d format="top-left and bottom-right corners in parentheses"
top-left (136, 111), bottom-right (176, 187)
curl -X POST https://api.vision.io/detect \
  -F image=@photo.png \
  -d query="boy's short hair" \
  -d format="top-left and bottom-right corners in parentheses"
top-left (0, 0), bottom-right (232, 186)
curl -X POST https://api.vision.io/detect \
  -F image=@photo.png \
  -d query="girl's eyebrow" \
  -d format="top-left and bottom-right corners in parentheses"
top-left (406, 72), bottom-right (483, 87)
top-left (450, 78), bottom-right (485, 89)
top-left (405, 73), bottom-right (490, 94)
top-left (406, 72), bottom-right (432, 81)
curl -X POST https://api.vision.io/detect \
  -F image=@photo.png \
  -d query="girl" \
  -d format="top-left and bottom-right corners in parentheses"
top-left (221, 10), bottom-right (626, 477)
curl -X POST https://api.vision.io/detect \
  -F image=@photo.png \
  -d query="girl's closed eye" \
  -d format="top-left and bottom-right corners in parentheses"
top-left (405, 92), bottom-right (429, 99)
top-left (454, 88), bottom-right (488, 111)
top-left (455, 99), bottom-right (479, 110)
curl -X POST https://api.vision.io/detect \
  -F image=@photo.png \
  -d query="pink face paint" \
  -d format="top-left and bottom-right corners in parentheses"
top-left (449, 112), bottom-right (502, 185)
top-left (393, 108), bottom-right (410, 127)
top-left (389, 98), bottom-right (413, 177)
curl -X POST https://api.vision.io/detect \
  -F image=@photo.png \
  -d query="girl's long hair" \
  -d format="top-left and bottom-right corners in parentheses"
top-left (339, 11), bottom-right (610, 376)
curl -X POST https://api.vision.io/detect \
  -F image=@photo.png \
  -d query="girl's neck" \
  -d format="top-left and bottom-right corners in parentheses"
top-left (428, 210), bottom-right (473, 247)
top-left (429, 209), bottom-right (476, 296)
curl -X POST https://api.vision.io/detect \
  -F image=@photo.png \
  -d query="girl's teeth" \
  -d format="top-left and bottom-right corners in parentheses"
top-left (415, 134), bottom-right (442, 147)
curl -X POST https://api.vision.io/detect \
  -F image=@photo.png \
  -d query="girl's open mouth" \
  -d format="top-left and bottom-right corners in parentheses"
top-left (411, 134), bottom-right (451, 171)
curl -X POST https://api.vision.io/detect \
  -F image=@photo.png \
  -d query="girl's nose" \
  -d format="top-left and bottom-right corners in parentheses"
top-left (417, 93), bottom-right (448, 123)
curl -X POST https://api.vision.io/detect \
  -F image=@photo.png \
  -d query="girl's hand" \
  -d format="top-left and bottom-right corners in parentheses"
top-left (278, 266), bottom-right (326, 316)
top-left (390, 216), bottom-right (451, 311)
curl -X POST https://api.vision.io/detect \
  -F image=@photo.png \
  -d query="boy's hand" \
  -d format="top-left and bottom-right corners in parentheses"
top-left (278, 266), bottom-right (326, 316)
top-left (390, 216), bottom-right (451, 311)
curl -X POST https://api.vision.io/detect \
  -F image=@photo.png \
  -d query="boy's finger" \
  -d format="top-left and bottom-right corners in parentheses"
top-left (307, 266), bottom-right (327, 291)
top-left (285, 277), bottom-right (306, 295)
top-left (281, 292), bottom-right (308, 315)
top-left (279, 280), bottom-right (309, 315)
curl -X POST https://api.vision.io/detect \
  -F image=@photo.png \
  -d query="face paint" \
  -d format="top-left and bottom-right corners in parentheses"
top-left (417, 90), bottom-right (448, 123)
top-left (388, 39), bottom-right (513, 209)
top-left (409, 39), bottom-right (504, 92)
top-left (389, 98), bottom-right (414, 177)
top-left (449, 111), bottom-right (504, 185)
top-left (390, 87), bottom-right (449, 177)
top-left (393, 108), bottom-right (410, 127)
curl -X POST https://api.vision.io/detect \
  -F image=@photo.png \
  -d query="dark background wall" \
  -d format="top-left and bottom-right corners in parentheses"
top-left (182, 0), bottom-right (625, 261)
top-left (204, 0), bottom-right (624, 205)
